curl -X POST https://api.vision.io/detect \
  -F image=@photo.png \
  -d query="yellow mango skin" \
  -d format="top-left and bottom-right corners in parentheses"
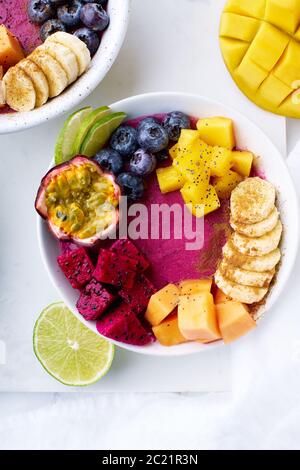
top-left (216, 301), bottom-right (256, 344)
top-left (145, 284), bottom-right (180, 327)
top-left (178, 293), bottom-right (221, 342)
top-left (196, 117), bottom-right (236, 149)
top-left (231, 151), bottom-right (253, 177)
top-left (179, 279), bottom-right (212, 295)
top-left (220, 0), bottom-right (300, 118)
top-left (186, 185), bottom-right (221, 218)
top-left (156, 166), bottom-right (185, 194)
top-left (152, 313), bottom-right (187, 347)
top-left (213, 170), bottom-right (243, 199)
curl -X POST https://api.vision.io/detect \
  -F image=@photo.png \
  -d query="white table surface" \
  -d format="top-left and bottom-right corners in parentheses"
top-left (1, 0), bottom-right (300, 450)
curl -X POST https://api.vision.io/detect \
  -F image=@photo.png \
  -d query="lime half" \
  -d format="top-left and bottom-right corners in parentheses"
top-left (81, 112), bottom-right (127, 157)
top-left (72, 105), bottom-right (111, 155)
top-left (55, 107), bottom-right (92, 165)
top-left (33, 302), bottom-right (114, 386)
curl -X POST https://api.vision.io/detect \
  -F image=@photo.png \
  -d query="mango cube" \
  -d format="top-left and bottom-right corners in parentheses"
top-left (145, 284), bottom-right (180, 326)
top-left (210, 146), bottom-right (232, 177)
top-left (196, 117), bottom-right (235, 149)
top-left (220, 38), bottom-right (250, 70)
top-left (220, 12), bottom-right (260, 42)
top-left (0, 25), bottom-right (24, 71)
top-left (180, 177), bottom-right (210, 205)
top-left (224, 0), bottom-right (266, 19)
top-left (169, 143), bottom-right (178, 160)
top-left (178, 129), bottom-right (201, 147)
top-left (186, 185), bottom-right (220, 218)
top-left (213, 170), bottom-right (243, 199)
top-left (265, 0), bottom-right (300, 34)
top-left (214, 287), bottom-right (232, 304)
top-left (231, 150), bottom-right (253, 177)
top-left (156, 166), bottom-right (185, 194)
top-left (152, 312), bottom-right (187, 346)
top-left (179, 279), bottom-right (212, 295)
top-left (178, 293), bottom-right (221, 342)
top-left (216, 301), bottom-right (256, 344)
top-left (274, 41), bottom-right (300, 87)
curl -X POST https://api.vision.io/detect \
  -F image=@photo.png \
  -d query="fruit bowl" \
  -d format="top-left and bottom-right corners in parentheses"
top-left (0, 0), bottom-right (130, 134)
top-left (37, 92), bottom-right (299, 356)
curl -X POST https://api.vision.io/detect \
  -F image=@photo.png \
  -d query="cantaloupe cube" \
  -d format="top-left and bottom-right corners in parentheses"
top-left (179, 279), bottom-right (212, 295)
top-left (224, 0), bottom-right (266, 19)
top-left (220, 12), bottom-right (260, 42)
top-left (216, 301), bottom-right (256, 344)
top-left (196, 117), bottom-right (236, 149)
top-left (265, 0), bottom-right (300, 34)
top-left (180, 177), bottom-right (210, 204)
top-left (220, 38), bottom-right (250, 70)
top-left (156, 166), bottom-right (185, 193)
top-left (178, 292), bottom-right (221, 342)
top-left (231, 151), bottom-right (253, 177)
top-left (213, 170), bottom-right (243, 199)
top-left (214, 287), bottom-right (232, 304)
top-left (246, 23), bottom-right (289, 72)
top-left (235, 56), bottom-right (267, 91)
top-left (186, 185), bottom-right (220, 218)
top-left (0, 25), bottom-right (24, 71)
top-left (169, 143), bottom-right (178, 160)
top-left (145, 284), bottom-right (180, 326)
top-left (152, 312), bottom-right (187, 346)
top-left (210, 146), bottom-right (232, 177)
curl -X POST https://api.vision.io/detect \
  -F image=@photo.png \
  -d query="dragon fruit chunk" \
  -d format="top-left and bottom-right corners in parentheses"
top-left (110, 239), bottom-right (149, 272)
top-left (119, 274), bottom-right (157, 315)
top-left (57, 247), bottom-right (94, 289)
top-left (96, 302), bottom-right (155, 346)
top-left (76, 279), bottom-right (116, 321)
top-left (59, 241), bottom-right (79, 255)
top-left (93, 249), bottom-right (138, 289)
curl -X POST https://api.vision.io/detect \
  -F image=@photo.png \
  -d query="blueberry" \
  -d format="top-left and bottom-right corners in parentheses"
top-left (162, 111), bottom-right (191, 141)
top-left (94, 148), bottom-right (123, 175)
top-left (28, 0), bottom-right (55, 25)
top-left (40, 19), bottom-right (66, 41)
top-left (80, 3), bottom-right (110, 32)
top-left (137, 116), bottom-right (159, 133)
top-left (49, 0), bottom-right (66, 6)
top-left (156, 149), bottom-right (169, 162)
top-left (137, 121), bottom-right (169, 153)
top-left (82, 0), bottom-right (107, 5)
top-left (73, 27), bottom-right (100, 55)
top-left (117, 173), bottom-right (145, 201)
top-left (58, 0), bottom-right (82, 27)
top-left (110, 126), bottom-right (138, 157)
top-left (129, 149), bottom-right (156, 176)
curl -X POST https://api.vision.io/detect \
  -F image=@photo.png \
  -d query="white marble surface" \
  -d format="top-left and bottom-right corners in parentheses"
top-left (1, 0), bottom-right (300, 450)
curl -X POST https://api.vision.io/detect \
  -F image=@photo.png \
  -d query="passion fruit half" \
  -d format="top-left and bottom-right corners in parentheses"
top-left (35, 156), bottom-right (120, 246)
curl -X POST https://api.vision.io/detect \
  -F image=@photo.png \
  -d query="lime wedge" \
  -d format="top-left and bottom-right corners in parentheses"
top-left (33, 302), bottom-right (114, 386)
top-left (72, 105), bottom-right (111, 155)
top-left (54, 107), bottom-right (92, 165)
top-left (80, 112), bottom-right (127, 157)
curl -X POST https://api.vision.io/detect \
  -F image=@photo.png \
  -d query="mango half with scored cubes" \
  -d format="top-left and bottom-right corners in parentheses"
top-left (220, 0), bottom-right (300, 118)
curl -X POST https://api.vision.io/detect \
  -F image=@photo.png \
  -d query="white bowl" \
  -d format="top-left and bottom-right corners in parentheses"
top-left (0, 0), bottom-right (130, 134)
top-left (37, 92), bottom-right (299, 356)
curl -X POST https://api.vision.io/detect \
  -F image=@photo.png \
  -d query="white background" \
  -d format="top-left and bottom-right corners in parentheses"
top-left (1, 0), bottom-right (300, 449)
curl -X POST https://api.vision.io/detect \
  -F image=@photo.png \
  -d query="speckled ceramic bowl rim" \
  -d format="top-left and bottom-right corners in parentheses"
top-left (0, 0), bottom-right (130, 134)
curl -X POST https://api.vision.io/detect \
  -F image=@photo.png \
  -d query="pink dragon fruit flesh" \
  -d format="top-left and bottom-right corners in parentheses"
top-left (96, 302), bottom-right (155, 346)
top-left (94, 249), bottom-right (138, 289)
top-left (119, 274), bottom-right (156, 315)
top-left (110, 239), bottom-right (149, 272)
top-left (76, 279), bottom-right (116, 321)
top-left (57, 247), bottom-right (94, 289)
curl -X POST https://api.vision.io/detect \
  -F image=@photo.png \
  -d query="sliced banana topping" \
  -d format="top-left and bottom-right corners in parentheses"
top-left (232, 220), bottom-right (282, 257)
top-left (46, 32), bottom-right (91, 76)
top-left (219, 260), bottom-right (274, 288)
top-left (3, 66), bottom-right (36, 112)
top-left (30, 46), bottom-right (68, 98)
top-left (17, 59), bottom-right (49, 108)
top-left (214, 270), bottom-right (268, 304)
top-left (222, 241), bottom-right (281, 272)
top-left (43, 42), bottom-right (79, 85)
top-left (230, 207), bottom-right (279, 238)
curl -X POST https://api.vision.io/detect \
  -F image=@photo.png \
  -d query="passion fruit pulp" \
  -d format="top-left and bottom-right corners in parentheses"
top-left (35, 156), bottom-right (120, 246)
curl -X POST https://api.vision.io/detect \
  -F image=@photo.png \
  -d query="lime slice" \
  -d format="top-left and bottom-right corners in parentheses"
top-left (80, 112), bottom-right (127, 157)
top-left (54, 107), bottom-right (92, 165)
top-left (72, 105), bottom-right (111, 155)
top-left (33, 302), bottom-right (114, 386)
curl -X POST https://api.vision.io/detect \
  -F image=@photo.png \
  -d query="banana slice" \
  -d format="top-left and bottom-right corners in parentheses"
top-left (17, 59), bottom-right (49, 108)
top-left (214, 270), bottom-right (268, 304)
top-left (43, 41), bottom-right (79, 85)
top-left (46, 32), bottom-right (91, 76)
top-left (223, 241), bottom-right (281, 272)
top-left (232, 220), bottom-right (282, 257)
top-left (230, 207), bottom-right (279, 238)
top-left (3, 66), bottom-right (36, 112)
top-left (231, 177), bottom-right (276, 224)
top-left (219, 260), bottom-right (275, 288)
top-left (30, 46), bottom-right (68, 98)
